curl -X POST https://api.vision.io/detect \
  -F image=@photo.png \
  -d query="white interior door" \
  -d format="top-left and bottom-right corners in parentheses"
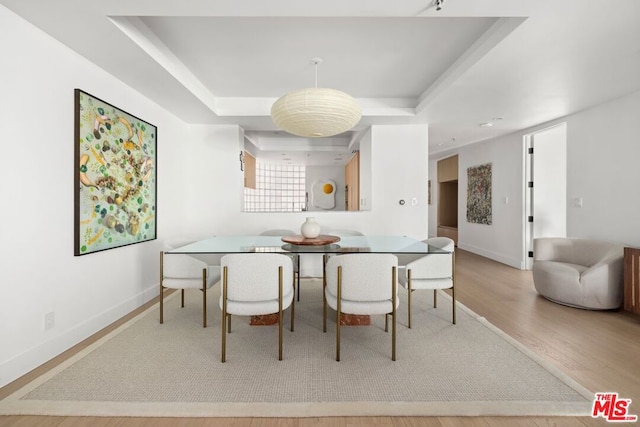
top-left (525, 123), bottom-right (567, 269)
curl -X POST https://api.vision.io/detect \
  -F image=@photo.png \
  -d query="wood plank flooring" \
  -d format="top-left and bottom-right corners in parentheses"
top-left (2, 249), bottom-right (639, 426)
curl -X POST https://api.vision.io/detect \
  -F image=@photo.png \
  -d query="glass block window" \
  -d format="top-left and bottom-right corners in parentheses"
top-left (244, 163), bottom-right (306, 212)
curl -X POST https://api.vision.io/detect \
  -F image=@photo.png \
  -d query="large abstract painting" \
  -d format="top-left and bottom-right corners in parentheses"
top-left (467, 163), bottom-right (492, 225)
top-left (74, 89), bottom-right (157, 255)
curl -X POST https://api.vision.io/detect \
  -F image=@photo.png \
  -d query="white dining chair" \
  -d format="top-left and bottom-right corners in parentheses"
top-left (326, 229), bottom-right (364, 237)
top-left (160, 239), bottom-right (221, 328)
top-left (398, 237), bottom-right (455, 328)
top-left (220, 253), bottom-right (295, 362)
top-left (260, 229), bottom-right (301, 300)
top-left (323, 253), bottom-right (399, 361)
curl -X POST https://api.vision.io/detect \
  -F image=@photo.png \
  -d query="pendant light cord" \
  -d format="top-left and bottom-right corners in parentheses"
top-left (311, 57), bottom-right (322, 88)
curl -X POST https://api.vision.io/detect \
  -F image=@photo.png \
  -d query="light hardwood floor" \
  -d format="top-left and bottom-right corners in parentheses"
top-left (2, 249), bottom-right (639, 426)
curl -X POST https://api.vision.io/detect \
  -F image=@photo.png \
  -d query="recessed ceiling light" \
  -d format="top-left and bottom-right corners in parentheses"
top-left (479, 122), bottom-right (493, 127)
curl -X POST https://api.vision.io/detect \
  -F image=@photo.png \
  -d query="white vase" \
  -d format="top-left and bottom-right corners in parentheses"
top-left (300, 217), bottom-right (320, 239)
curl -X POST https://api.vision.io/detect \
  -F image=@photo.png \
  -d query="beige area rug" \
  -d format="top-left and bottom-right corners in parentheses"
top-left (0, 278), bottom-right (593, 417)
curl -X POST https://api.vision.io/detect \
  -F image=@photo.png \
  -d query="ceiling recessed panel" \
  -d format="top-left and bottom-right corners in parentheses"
top-left (141, 17), bottom-right (498, 98)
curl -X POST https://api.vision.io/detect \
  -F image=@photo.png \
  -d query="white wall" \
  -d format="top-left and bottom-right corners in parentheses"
top-left (358, 129), bottom-right (373, 211)
top-left (0, 6), bottom-right (192, 387)
top-left (431, 89), bottom-right (640, 269)
top-left (565, 91), bottom-right (640, 244)
top-left (457, 135), bottom-right (524, 268)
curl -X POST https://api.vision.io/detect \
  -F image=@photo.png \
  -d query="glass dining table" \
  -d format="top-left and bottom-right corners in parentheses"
top-left (166, 234), bottom-right (453, 327)
top-left (165, 234), bottom-right (452, 257)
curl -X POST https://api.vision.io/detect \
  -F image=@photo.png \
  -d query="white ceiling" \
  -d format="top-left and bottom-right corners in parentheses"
top-left (3, 0), bottom-right (640, 164)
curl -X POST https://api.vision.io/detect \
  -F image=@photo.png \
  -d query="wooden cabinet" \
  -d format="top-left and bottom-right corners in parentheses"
top-left (437, 155), bottom-right (458, 183)
top-left (243, 151), bottom-right (256, 189)
top-left (345, 152), bottom-right (360, 211)
top-left (624, 247), bottom-right (640, 315)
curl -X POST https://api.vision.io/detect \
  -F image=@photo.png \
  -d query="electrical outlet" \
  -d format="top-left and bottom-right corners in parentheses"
top-left (44, 312), bottom-right (54, 330)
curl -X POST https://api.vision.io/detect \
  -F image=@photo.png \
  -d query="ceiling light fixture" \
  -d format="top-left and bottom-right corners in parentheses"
top-left (270, 58), bottom-right (361, 138)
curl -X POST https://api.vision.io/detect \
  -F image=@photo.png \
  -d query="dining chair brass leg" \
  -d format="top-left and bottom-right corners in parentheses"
top-left (221, 266), bottom-right (228, 363)
top-left (296, 255), bottom-right (301, 302)
top-left (202, 268), bottom-right (207, 328)
top-left (433, 289), bottom-right (437, 308)
top-left (385, 313), bottom-right (389, 332)
top-left (407, 269), bottom-right (412, 329)
top-left (336, 266), bottom-right (342, 362)
top-left (291, 281), bottom-right (295, 332)
top-left (278, 266), bottom-right (283, 361)
top-left (392, 266), bottom-right (397, 361)
top-left (159, 251), bottom-right (164, 324)
top-left (323, 254), bottom-right (327, 333)
top-left (452, 285), bottom-right (456, 325)
top-left (452, 251), bottom-right (456, 325)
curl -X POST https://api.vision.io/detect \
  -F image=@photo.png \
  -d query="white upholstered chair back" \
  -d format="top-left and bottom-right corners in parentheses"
top-left (326, 253), bottom-right (397, 302)
top-left (260, 229), bottom-right (296, 236)
top-left (327, 229), bottom-right (364, 237)
top-left (221, 253), bottom-right (293, 302)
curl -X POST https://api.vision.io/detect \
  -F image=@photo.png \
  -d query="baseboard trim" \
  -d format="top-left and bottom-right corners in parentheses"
top-left (457, 242), bottom-right (524, 270)
top-left (0, 284), bottom-right (158, 388)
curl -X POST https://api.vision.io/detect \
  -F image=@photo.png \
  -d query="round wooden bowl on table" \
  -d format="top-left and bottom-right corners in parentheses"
top-left (281, 235), bottom-right (341, 246)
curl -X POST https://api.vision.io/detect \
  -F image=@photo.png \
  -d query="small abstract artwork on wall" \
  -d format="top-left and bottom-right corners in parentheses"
top-left (467, 162), bottom-right (492, 225)
top-left (74, 89), bottom-right (157, 256)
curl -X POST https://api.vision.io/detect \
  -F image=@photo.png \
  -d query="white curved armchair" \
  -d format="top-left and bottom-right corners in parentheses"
top-left (533, 237), bottom-right (624, 309)
top-left (220, 253), bottom-right (295, 362)
top-left (398, 237), bottom-right (455, 328)
top-left (160, 239), bottom-right (221, 328)
top-left (323, 253), bottom-right (399, 361)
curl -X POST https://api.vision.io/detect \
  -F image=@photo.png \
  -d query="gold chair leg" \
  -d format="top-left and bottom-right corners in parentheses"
top-left (408, 269), bottom-right (412, 329)
top-left (452, 285), bottom-right (456, 325)
top-left (336, 266), bottom-right (342, 362)
top-left (278, 266), bottom-right (283, 361)
top-left (296, 255), bottom-right (301, 302)
top-left (392, 266), bottom-right (397, 361)
top-left (202, 268), bottom-right (207, 328)
top-left (159, 251), bottom-right (164, 324)
top-left (221, 266), bottom-right (228, 363)
top-left (323, 254), bottom-right (327, 333)
top-left (452, 251), bottom-right (456, 325)
top-left (291, 280), bottom-right (295, 332)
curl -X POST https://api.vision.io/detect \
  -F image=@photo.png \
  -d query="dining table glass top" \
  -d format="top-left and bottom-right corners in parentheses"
top-left (166, 235), bottom-right (452, 255)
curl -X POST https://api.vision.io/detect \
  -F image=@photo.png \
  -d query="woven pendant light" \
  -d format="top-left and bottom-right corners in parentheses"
top-left (271, 59), bottom-right (361, 138)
